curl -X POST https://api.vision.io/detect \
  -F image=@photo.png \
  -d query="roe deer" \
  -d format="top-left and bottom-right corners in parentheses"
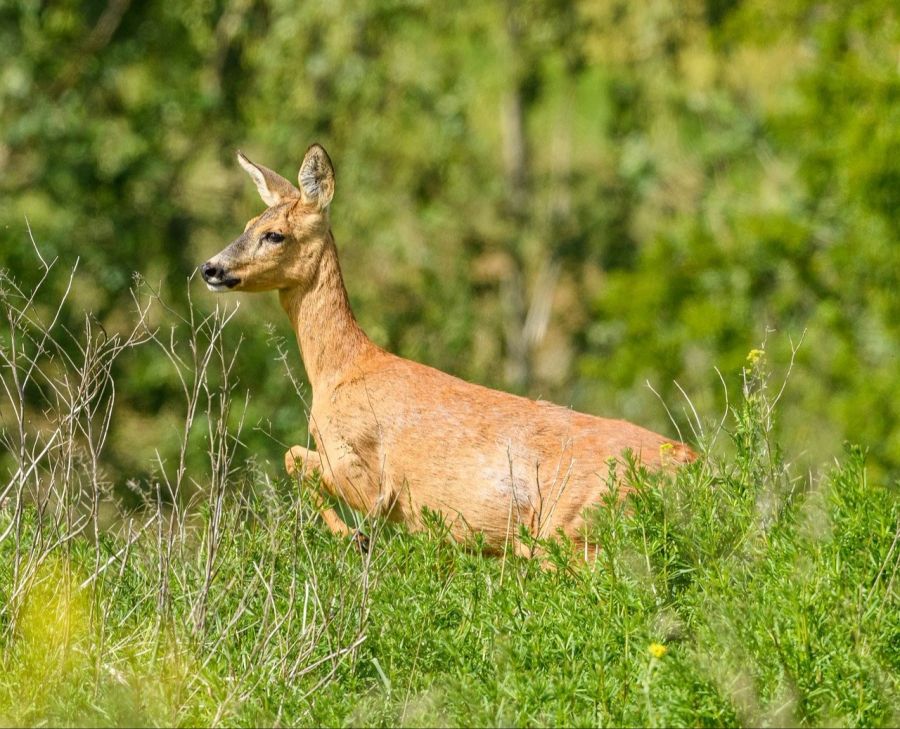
top-left (200, 144), bottom-right (695, 557)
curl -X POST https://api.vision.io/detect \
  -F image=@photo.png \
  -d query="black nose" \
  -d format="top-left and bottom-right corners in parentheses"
top-left (200, 262), bottom-right (221, 281)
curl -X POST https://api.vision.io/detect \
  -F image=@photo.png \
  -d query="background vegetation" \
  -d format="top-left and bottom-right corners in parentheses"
top-left (2, 0), bottom-right (898, 482)
top-left (1, 1), bottom-right (898, 725)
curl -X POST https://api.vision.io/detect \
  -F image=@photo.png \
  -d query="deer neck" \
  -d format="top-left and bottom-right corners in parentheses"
top-left (279, 235), bottom-right (370, 394)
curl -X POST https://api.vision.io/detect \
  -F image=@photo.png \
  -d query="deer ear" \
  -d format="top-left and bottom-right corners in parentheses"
top-left (298, 144), bottom-right (335, 209)
top-left (237, 151), bottom-right (299, 207)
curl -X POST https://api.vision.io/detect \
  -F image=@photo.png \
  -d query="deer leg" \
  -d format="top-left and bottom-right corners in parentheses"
top-left (284, 445), bottom-right (354, 538)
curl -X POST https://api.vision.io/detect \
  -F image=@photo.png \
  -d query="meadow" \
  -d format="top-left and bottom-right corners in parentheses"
top-left (1, 1), bottom-right (898, 726)
top-left (0, 262), bottom-right (896, 727)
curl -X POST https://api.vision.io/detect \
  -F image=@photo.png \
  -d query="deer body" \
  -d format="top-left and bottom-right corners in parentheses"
top-left (202, 144), bottom-right (694, 554)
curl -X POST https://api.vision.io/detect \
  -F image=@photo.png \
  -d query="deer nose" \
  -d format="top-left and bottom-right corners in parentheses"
top-left (200, 261), bottom-right (221, 282)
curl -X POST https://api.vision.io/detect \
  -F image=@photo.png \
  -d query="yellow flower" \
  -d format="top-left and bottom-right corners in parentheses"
top-left (746, 348), bottom-right (765, 365)
top-left (648, 642), bottom-right (667, 659)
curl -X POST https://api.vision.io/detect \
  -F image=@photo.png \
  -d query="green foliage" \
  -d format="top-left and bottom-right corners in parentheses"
top-left (1, 0), bottom-right (898, 485)
top-left (1, 370), bottom-right (897, 726)
top-left (1, 4), bottom-right (898, 718)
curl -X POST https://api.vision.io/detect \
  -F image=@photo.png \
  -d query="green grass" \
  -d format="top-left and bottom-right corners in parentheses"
top-left (1, 363), bottom-right (897, 728)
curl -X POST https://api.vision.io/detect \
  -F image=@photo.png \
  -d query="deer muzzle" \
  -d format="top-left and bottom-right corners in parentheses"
top-left (200, 260), bottom-right (241, 292)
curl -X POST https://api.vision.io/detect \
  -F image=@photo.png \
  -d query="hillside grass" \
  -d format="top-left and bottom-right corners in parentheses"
top-left (0, 265), bottom-right (897, 727)
top-left (1, 365), bottom-right (897, 727)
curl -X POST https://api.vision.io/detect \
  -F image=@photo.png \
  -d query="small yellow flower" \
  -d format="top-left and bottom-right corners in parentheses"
top-left (648, 642), bottom-right (667, 659)
top-left (746, 348), bottom-right (765, 365)
top-left (659, 442), bottom-right (676, 465)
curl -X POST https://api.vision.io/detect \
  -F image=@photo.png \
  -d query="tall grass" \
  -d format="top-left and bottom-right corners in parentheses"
top-left (0, 258), bottom-right (897, 727)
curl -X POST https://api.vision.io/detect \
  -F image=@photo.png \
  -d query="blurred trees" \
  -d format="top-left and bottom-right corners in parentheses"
top-left (1, 0), bottom-right (898, 483)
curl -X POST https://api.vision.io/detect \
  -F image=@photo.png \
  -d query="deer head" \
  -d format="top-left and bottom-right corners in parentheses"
top-left (201, 144), bottom-right (335, 293)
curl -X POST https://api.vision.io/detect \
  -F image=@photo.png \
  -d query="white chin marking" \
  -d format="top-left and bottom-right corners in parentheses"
top-left (205, 283), bottom-right (231, 293)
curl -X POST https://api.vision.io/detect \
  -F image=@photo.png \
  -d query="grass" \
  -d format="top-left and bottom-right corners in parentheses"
top-left (0, 263), bottom-right (897, 727)
top-left (1, 440), bottom-right (897, 727)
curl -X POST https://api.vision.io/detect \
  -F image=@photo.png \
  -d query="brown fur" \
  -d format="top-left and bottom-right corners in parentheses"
top-left (201, 144), bottom-right (695, 556)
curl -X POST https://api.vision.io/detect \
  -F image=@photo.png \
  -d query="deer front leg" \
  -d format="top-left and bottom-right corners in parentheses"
top-left (284, 445), bottom-right (354, 539)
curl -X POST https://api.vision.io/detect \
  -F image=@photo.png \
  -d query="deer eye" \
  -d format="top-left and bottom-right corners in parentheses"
top-left (263, 231), bottom-right (285, 244)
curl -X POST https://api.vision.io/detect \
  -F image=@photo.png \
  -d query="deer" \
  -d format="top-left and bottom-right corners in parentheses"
top-left (200, 143), bottom-right (695, 559)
